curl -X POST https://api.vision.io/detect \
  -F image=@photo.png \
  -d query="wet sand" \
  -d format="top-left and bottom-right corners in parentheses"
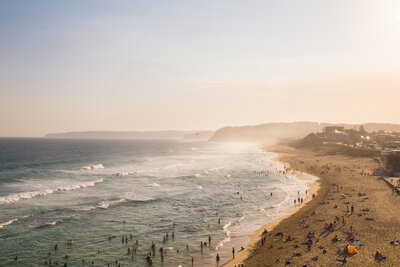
top-left (224, 145), bottom-right (400, 266)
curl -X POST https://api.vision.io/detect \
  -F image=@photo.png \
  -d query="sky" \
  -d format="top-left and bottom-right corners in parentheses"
top-left (1, 0), bottom-right (400, 137)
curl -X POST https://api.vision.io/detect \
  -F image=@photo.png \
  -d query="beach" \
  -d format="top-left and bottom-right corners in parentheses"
top-left (224, 144), bottom-right (400, 266)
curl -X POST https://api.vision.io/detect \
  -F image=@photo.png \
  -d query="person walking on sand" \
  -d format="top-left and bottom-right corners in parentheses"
top-left (232, 247), bottom-right (235, 258)
top-left (216, 254), bottom-right (220, 263)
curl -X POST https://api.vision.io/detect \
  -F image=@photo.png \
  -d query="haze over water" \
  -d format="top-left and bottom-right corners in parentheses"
top-left (0, 138), bottom-right (314, 266)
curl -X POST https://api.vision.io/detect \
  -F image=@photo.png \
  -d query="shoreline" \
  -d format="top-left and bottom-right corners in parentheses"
top-left (237, 144), bottom-right (400, 266)
top-left (222, 149), bottom-right (321, 267)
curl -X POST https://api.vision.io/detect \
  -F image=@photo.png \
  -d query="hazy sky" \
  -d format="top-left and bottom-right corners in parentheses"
top-left (1, 0), bottom-right (400, 137)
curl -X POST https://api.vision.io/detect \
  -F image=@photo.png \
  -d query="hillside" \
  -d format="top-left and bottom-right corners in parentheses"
top-left (209, 122), bottom-right (400, 144)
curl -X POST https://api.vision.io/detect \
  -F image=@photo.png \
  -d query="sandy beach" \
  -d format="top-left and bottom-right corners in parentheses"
top-left (223, 144), bottom-right (400, 267)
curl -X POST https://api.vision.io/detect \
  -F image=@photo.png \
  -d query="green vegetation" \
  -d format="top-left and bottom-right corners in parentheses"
top-left (291, 134), bottom-right (380, 158)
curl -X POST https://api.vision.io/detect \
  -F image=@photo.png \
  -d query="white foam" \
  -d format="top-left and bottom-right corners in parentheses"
top-left (80, 164), bottom-right (104, 170)
top-left (148, 183), bottom-right (160, 187)
top-left (113, 172), bottom-right (134, 177)
top-left (223, 222), bottom-right (231, 231)
top-left (215, 236), bottom-right (231, 250)
top-left (97, 199), bottom-right (126, 209)
top-left (0, 218), bottom-right (18, 229)
top-left (0, 178), bottom-right (104, 205)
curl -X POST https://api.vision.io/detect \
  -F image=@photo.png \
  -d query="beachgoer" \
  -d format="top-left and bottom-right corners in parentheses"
top-left (216, 254), bottom-right (220, 262)
top-left (232, 247), bottom-right (235, 258)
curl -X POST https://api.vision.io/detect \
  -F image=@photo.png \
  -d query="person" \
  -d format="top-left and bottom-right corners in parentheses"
top-left (218, 218), bottom-right (221, 224)
top-left (216, 254), bottom-right (220, 262)
top-left (14, 256), bottom-right (18, 261)
top-left (192, 257), bottom-right (194, 266)
top-left (209, 235), bottom-right (212, 244)
top-left (64, 263), bottom-right (67, 267)
top-left (232, 247), bottom-right (235, 258)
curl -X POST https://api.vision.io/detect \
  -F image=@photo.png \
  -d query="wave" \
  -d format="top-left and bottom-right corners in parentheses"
top-left (215, 222), bottom-right (232, 250)
top-left (80, 164), bottom-right (104, 170)
top-left (37, 217), bottom-right (70, 229)
top-left (113, 172), bottom-right (134, 177)
top-left (215, 236), bottom-right (231, 250)
top-left (97, 199), bottom-right (126, 209)
top-left (77, 196), bottom-right (158, 212)
top-left (0, 178), bottom-right (104, 205)
top-left (0, 215), bottom-right (29, 229)
top-left (0, 218), bottom-right (18, 229)
top-left (147, 183), bottom-right (160, 187)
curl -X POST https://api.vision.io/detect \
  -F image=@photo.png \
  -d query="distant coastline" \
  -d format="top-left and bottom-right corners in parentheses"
top-left (44, 130), bottom-right (214, 140)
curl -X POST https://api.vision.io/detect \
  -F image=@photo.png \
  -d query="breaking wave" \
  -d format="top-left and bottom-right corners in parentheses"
top-left (97, 199), bottom-right (126, 209)
top-left (0, 178), bottom-right (104, 205)
top-left (80, 164), bottom-right (104, 170)
top-left (0, 218), bottom-right (18, 229)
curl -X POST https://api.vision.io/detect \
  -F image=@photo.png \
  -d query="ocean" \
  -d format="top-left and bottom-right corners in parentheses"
top-left (0, 138), bottom-right (315, 266)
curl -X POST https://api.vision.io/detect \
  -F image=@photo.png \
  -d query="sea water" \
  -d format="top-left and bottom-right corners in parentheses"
top-left (0, 138), bottom-right (315, 266)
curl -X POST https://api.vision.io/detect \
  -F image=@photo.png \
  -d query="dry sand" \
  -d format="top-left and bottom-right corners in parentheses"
top-left (223, 145), bottom-right (400, 267)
